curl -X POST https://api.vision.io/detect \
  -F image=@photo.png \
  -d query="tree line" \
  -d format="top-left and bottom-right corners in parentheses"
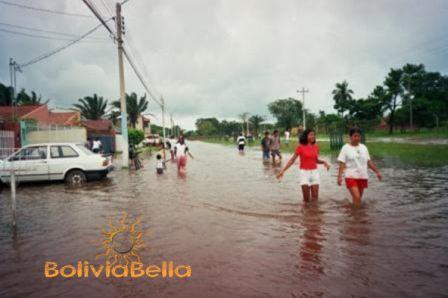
top-left (193, 63), bottom-right (448, 136)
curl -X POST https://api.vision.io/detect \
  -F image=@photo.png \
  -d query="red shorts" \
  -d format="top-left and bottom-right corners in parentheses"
top-left (345, 178), bottom-right (368, 189)
top-left (177, 156), bottom-right (187, 168)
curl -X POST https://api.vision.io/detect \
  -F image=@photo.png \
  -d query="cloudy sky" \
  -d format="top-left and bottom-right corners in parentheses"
top-left (1, 0), bottom-right (448, 129)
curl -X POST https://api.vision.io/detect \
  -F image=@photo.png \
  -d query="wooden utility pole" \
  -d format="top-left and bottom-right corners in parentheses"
top-left (297, 88), bottom-right (309, 130)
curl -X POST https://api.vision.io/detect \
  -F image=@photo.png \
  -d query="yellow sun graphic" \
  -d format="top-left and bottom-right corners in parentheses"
top-left (95, 213), bottom-right (144, 266)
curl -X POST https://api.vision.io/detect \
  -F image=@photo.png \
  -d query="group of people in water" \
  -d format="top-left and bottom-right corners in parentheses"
top-left (156, 135), bottom-right (194, 174)
top-left (154, 127), bottom-right (381, 206)
top-left (275, 127), bottom-right (382, 205)
top-left (237, 127), bottom-right (381, 205)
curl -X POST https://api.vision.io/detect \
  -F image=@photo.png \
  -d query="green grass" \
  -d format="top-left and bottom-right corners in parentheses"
top-left (202, 137), bottom-right (448, 167)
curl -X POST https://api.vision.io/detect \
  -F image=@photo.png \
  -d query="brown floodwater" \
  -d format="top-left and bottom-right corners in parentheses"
top-left (1, 141), bottom-right (447, 297)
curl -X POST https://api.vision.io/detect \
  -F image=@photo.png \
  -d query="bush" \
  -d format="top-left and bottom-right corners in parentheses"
top-left (128, 128), bottom-right (145, 146)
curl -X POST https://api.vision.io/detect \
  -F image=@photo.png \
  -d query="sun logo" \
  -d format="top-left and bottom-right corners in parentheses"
top-left (96, 213), bottom-right (144, 266)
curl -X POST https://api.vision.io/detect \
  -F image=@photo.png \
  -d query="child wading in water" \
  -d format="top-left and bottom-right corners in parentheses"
top-left (175, 136), bottom-right (194, 173)
top-left (337, 127), bottom-right (382, 206)
top-left (277, 129), bottom-right (330, 202)
top-left (156, 154), bottom-right (166, 174)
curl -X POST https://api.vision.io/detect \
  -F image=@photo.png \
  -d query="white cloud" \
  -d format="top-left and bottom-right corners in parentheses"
top-left (1, 0), bottom-right (447, 129)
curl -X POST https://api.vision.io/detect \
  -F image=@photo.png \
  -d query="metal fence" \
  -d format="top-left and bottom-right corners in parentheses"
top-left (0, 130), bottom-right (16, 158)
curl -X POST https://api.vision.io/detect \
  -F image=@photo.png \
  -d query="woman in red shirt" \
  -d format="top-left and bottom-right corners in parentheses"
top-left (277, 129), bottom-right (330, 202)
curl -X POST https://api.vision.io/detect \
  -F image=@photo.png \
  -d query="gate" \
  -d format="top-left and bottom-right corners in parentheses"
top-left (0, 130), bottom-right (15, 158)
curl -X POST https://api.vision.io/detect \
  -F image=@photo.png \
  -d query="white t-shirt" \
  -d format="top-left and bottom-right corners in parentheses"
top-left (175, 143), bottom-right (188, 157)
top-left (337, 143), bottom-right (371, 179)
top-left (237, 136), bottom-right (246, 145)
top-left (285, 131), bottom-right (290, 140)
top-left (169, 139), bottom-right (176, 151)
top-left (156, 160), bottom-right (164, 169)
top-left (92, 140), bottom-right (102, 150)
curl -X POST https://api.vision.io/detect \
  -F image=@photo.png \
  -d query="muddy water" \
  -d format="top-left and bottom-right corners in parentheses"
top-left (0, 141), bottom-right (447, 297)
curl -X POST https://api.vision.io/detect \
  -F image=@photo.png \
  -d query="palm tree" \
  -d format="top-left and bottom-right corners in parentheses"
top-left (238, 112), bottom-right (250, 135)
top-left (332, 80), bottom-right (354, 117)
top-left (112, 92), bottom-right (148, 128)
top-left (249, 115), bottom-right (265, 138)
top-left (19, 90), bottom-right (49, 105)
top-left (72, 94), bottom-right (108, 120)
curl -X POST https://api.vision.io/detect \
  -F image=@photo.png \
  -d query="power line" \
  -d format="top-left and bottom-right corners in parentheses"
top-left (124, 29), bottom-right (162, 98)
top-left (82, 0), bottom-right (115, 36)
top-left (0, 27), bottom-right (106, 43)
top-left (100, 0), bottom-right (114, 17)
top-left (122, 47), bottom-right (162, 107)
top-left (19, 22), bottom-right (109, 68)
top-left (0, 0), bottom-right (94, 18)
top-left (0, 21), bottom-right (108, 41)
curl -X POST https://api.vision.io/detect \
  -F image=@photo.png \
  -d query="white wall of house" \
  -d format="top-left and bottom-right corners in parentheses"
top-left (27, 128), bottom-right (87, 144)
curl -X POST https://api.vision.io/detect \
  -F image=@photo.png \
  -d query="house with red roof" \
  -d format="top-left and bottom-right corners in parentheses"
top-left (0, 104), bottom-right (81, 148)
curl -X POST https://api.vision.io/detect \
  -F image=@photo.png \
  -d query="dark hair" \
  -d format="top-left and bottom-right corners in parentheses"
top-left (264, 131), bottom-right (269, 135)
top-left (156, 154), bottom-right (162, 159)
top-left (349, 127), bottom-right (362, 136)
top-left (273, 130), bottom-right (278, 134)
top-left (299, 128), bottom-right (316, 145)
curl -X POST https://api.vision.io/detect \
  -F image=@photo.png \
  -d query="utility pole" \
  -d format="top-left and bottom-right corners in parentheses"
top-left (297, 88), bottom-right (309, 130)
top-left (170, 113), bottom-right (174, 137)
top-left (9, 58), bottom-right (19, 227)
top-left (116, 3), bottom-right (129, 168)
top-left (409, 98), bottom-right (413, 130)
top-left (161, 96), bottom-right (166, 160)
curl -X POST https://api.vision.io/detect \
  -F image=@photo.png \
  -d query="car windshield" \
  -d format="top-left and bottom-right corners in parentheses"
top-left (76, 144), bottom-right (94, 155)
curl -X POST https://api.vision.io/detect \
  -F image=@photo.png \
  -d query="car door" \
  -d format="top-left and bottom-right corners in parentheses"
top-left (7, 145), bottom-right (49, 182)
top-left (48, 145), bottom-right (80, 180)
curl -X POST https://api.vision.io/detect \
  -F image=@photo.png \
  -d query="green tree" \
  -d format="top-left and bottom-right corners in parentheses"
top-left (268, 98), bottom-right (303, 130)
top-left (332, 80), bottom-right (354, 117)
top-left (128, 128), bottom-right (145, 145)
top-left (249, 115), bottom-right (265, 137)
top-left (383, 68), bottom-right (404, 133)
top-left (112, 92), bottom-right (149, 128)
top-left (72, 94), bottom-right (108, 120)
top-left (195, 118), bottom-right (220, 136)
top-left (0, 82), bottom-right (13, 106)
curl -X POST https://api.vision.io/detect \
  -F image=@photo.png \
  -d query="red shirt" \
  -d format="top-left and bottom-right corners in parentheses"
top-left (295, 144), bottom-right (319, 170)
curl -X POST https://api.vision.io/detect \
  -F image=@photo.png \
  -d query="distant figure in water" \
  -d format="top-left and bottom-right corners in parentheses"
top-left (277, 128), bottom-right (330, 202)
top-left (237, 132), bottom-right (246, 152)
top-left (261, 131), bottom-right (271, 161)
top-left (284, 130), bottom-right (290, 144)
top-left (156, 154), bottom-right (166, 174)
top-left (337, 127), bottom-right (382, 206)
top-left (168, 135), bottom-right (177, 161)
top-left (270, 130), bottom-right (282, 164)
top-left (175, 136), bottom-right (194, 173)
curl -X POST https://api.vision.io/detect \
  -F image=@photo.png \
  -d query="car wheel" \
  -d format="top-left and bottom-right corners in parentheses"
top-left (65, 170), bottom-right (86, 186)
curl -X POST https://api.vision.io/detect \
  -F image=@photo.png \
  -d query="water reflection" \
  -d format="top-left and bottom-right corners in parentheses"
top-left (298, 202), bottom-right (325, 278)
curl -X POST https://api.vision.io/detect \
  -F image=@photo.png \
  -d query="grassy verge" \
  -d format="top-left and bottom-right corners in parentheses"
top-left (202, 137), bottom-right (448, 167)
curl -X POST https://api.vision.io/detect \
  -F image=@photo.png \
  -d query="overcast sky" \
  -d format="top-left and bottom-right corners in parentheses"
top-left (1, 0), bottom-right (448, 129)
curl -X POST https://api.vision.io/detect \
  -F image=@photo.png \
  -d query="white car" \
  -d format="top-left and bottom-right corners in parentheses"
top-left (0, 143), bottom-right (114, 186)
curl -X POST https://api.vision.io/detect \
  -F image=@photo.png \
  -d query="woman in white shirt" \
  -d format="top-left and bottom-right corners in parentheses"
top-left (337, 128), bottom-right (382, 205)
top-left (175, 136), bottom-right (194, 172)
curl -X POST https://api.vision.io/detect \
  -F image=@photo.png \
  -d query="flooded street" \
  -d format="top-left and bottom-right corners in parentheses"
top-left (1, 141), bottom-right (447, 297)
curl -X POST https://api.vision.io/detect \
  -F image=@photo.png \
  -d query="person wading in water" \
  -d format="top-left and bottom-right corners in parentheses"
top-left (277, 128), bottom-right (330, 202)
top-left (337, 127), bottom-right (382, 206)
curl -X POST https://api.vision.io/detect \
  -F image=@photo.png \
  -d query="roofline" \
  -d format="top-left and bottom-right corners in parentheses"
top-left (21, 104), bottom-right (47, 119)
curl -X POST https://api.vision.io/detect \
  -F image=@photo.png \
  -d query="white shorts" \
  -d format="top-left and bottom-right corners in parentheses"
top-left (299, 169), bottom-right (320, 186)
